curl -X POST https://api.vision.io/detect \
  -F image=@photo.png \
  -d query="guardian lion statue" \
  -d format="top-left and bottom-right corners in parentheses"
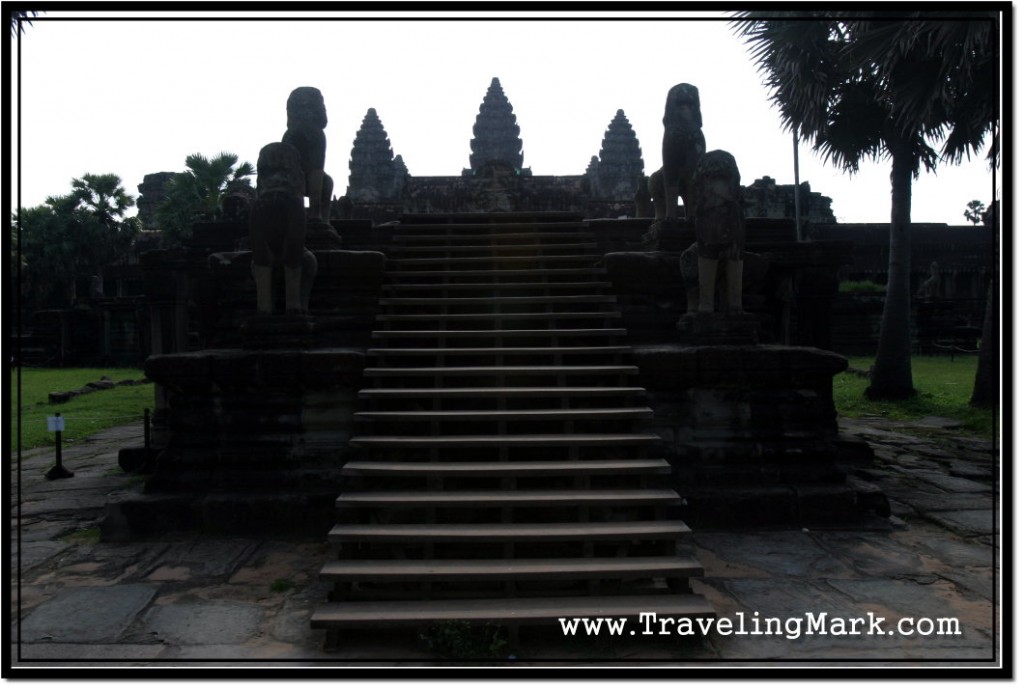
top-left (691, 150), bottom-right (745, 313)
top-left (282, 86), bottom-right (334, 224)
top-left (658, 83), bottom-right (706, 220)
top-left (249, 142), bottom-right (318, 315)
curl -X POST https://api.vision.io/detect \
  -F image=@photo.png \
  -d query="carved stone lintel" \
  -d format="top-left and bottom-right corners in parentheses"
top-left (677, 311), bottom-right (759, 345)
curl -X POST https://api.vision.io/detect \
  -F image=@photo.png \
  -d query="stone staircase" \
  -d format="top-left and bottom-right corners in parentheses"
top-left (311, 212), bottom-right (714, 646)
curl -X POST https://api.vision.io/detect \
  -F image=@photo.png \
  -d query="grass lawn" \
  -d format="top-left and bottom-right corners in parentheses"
top-left (11, 367), bottom-right (154, 452)
top-left (833, 354), bottom-right (995, 437)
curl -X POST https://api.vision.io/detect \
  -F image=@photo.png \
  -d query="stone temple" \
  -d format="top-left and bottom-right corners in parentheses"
top-left (336, 77), bottom-right (835, 225)
top-left (106, 77), bottom-right (904, 650)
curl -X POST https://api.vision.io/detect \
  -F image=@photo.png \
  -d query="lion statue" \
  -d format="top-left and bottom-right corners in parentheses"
top-left (282, 86), bottom-right (334, 224)
top-left (691, 149), bottom-right (745, 313)
top-left (249, 142), bottom-right (318, 315)
top-left (658, 83), bottom-right (706, 220)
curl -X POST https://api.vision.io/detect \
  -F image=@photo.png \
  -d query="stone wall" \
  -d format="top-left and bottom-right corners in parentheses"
top-left (118, 347), bottom-right (366, 536)
top-left (632, 344), bottom-right (887, 527)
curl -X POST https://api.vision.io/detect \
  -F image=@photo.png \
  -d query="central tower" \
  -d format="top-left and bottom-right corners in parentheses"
top-left (465, 77), bottom-right (529, 176)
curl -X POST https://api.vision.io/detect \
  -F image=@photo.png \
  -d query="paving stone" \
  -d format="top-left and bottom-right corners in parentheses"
top-left (141, 603), bottom-right (264, 646)
top-left (924, 510), bottom-right (995, 538)
top-left (709, 578), bottom-right (894, 658)
top-left (908, 417), bottom-right (966, 430)
top-left (146, 540), bottom-right (256, 579)
top-left (938, 566), bottom-right (996, 602)
top-left (912, 472), bottom-right (994, 494)
top-left (813, 533), bottom-right (929, 577)
top-left (949, 460), bottom-right (994, 479)
top-left (16, 541), bottom-right (71, 572)
top-left (896, 490), bottom-right (993, 513)
top-left (896, 532), bottom-right (996, 569)
top-left (8, 419), bottom-right (1000, 665)
top-left (156, 642), bottom-right (318, 660)
top-left (692, 532), bottom-right (855, 579)
top-left (19, 585), bottom-right (157, 643)
top-left (825, 577), bottom-right (994, 648)
top-left (13, 643), bottom-right (166, 663)
top-left (891, 454), bottom-right (943, 471)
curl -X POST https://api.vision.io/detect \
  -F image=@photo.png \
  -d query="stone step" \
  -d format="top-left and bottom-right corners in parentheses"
top-left (376, 312), bottom-right (621, 323)
top-left (392, 219), bottom-right (586, 232)
top-left (358, 386), bottom-right (646, 400)
top-left (319, 556), bottom-right (703, 583)
top-left (349, 433), bottom-right (662, 449)
top-left (335, 488), bottom-right (682, 509)
top-left (372, 328), bottom-right (626, 339)
top-left (362, 365), bottom-right (638, 378)
top-left (390, 242), bottom-right (598, 255)
top-left (367, 346), bottom-right (631, 357)
top-left (327, 520), bottom-right (689, 544)
top-left (392, 231), bottom-right (592, 244)
top-left (341, 458), bottom-right (669, 477)
top-left (311, 593), bottom-right (715, 629)
top-left (379, 295), bottom-right (616, 306)
top-left (387, 255), bottom-right (604, 267)
top-left (386, 267), bottom-right (607, 280)
top-left (384, 281), bottom-right (612, 294)
top-left (353, 408), bottom-right (653, 424)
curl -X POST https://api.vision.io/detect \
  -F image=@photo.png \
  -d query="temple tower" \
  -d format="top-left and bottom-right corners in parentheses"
top-left (587, 109), bottom-right (644, 199)
top-left (347, 108), bottom-right (406, 202)
top-left (465, 78), bottom-right (528, 176)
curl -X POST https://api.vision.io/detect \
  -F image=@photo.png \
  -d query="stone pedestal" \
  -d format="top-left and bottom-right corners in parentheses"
top-left (633, 344), bottom-right (887, 527)
top-left (677, 312), bottom-right (760, 345)
top-left (106, 347), bottom-right (366, 537)
top-left (240, 314), bottom-right (317, 349)
top-left (304, 220), bottom-right (343, 250)
top-left (641, 218), bottom-right (692, 252)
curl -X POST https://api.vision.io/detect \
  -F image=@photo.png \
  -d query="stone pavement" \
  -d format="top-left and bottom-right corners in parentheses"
top-left (8, 417), bottom-right (1000, 669)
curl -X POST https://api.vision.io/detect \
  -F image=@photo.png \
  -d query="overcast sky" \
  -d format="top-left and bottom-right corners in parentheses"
top-left (11, 10), bottom-right (1000, 225)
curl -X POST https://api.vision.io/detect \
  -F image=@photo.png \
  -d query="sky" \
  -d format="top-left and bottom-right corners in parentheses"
top-left (10, 9), bottom-right (1001, 226)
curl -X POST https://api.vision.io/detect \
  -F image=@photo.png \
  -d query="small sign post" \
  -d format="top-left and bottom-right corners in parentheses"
top-left (45, 413), bottom-right (74, 480)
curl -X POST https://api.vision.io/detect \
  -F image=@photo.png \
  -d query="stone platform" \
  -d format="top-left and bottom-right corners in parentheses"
top-left (9, 417), bottom-right (998, 667)
top-left (110, 346), bottom-right (366, 537)
top-left (632, 344), bottom-right (889, 527)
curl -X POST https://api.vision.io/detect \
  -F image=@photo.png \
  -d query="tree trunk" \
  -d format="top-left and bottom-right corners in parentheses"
top-left (971, 207), bottom-right (997, 408)
top-left (970, 278), bottom-right (994, 407)
top-left (867, 143), bottom-right (916, 400)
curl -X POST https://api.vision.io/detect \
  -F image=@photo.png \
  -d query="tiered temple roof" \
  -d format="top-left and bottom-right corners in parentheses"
top-left (587, 109), bottom-right (644, 200)
top-left (465, 78), bottom-right (527, 176)
top-left (347, 108), bottom-right (406, 203)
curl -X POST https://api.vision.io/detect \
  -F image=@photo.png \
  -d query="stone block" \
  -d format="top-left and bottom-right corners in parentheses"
top-left (300, 348), bottom-right (365, 389)
top-left (145, 352), bottom-right (213, 394)
top-left (20, 585), bottom-right (157, 643)
top-left (683, 485), bottom-right (798, 528)
top-left (259, 350), bottom-right (302, 390)
top-left (677, 313), bottom-right (760, 346)
top-left (603, 251), bottom-right (684, 297)
top-left (210, 350), bottom-right (262, 392)
top-left (315, 249), bottom-right (386, 278)
top-left (142, 603), bottom-right (264, 646)
top-left (794, 484), bottom-right (861, 524)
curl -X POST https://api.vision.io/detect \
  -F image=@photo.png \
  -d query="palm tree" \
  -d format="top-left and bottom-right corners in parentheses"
top-left (18, 174), bottom-right (140, 308)
top-left (732, 12), bottom-right (997, 400)
top-left (155, 152), bottom-right (254, 245)
top-left (963, 200), bottom-right (985, 225)
top-left (70, 173), bottom-right (134, 226)
top-left (9, 10), bottom-right (37, 36)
